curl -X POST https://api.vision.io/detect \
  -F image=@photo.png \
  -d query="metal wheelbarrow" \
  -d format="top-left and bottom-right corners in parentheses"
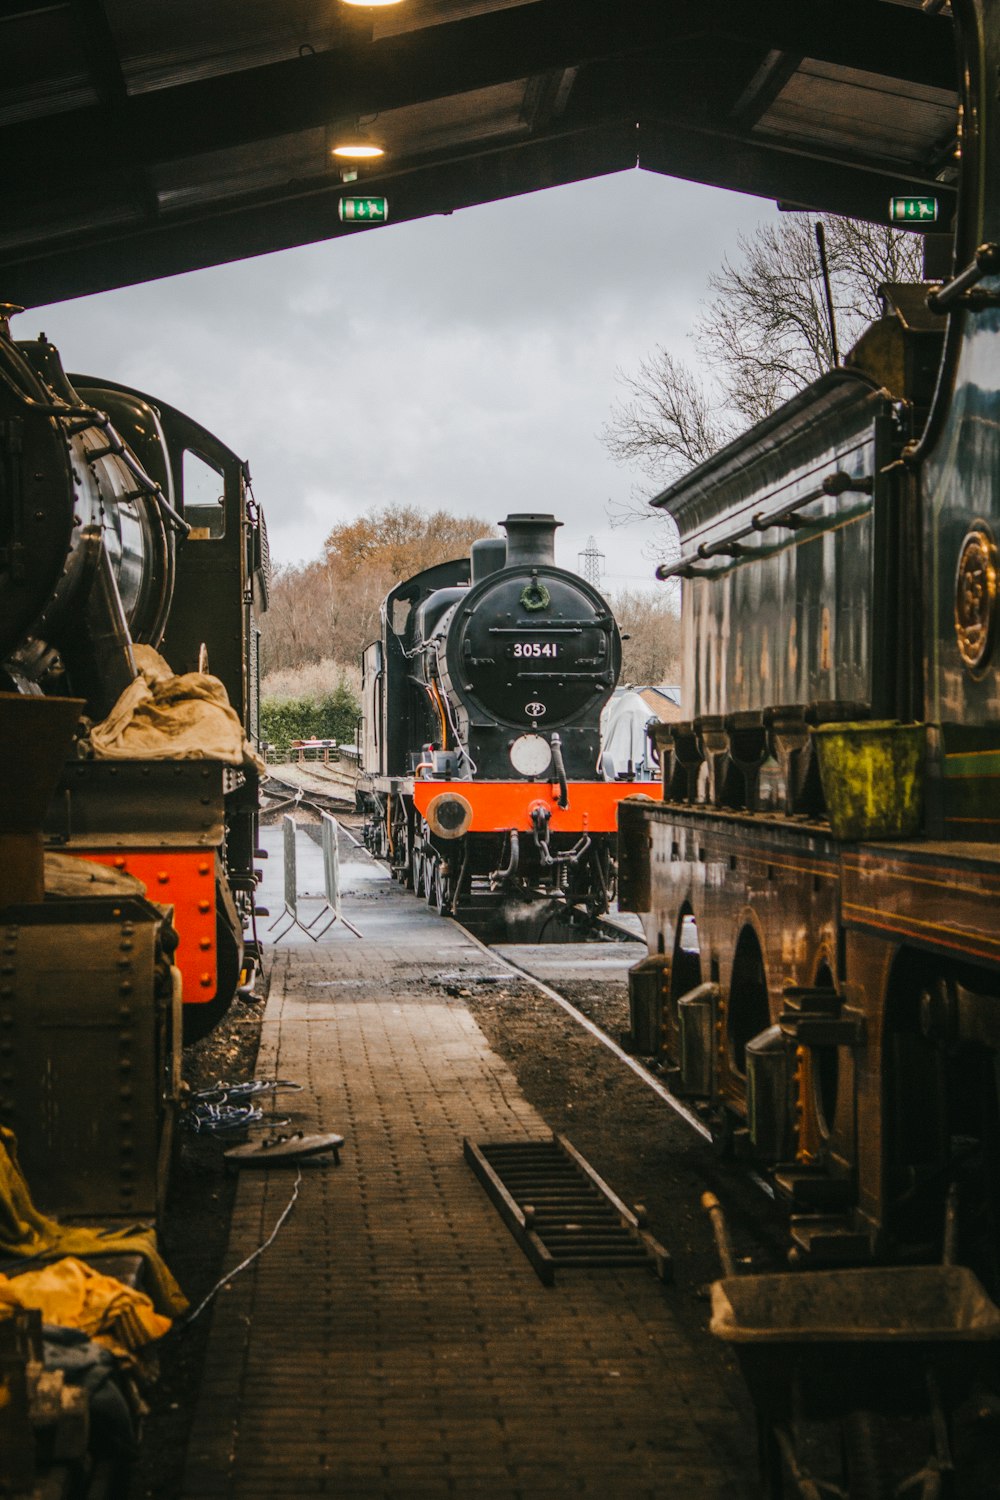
top-left (702, 1191), bottom-right (1000, 1500)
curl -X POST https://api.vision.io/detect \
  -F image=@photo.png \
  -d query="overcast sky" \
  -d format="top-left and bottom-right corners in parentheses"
top-left (21, 168), bottom-right (779, 591)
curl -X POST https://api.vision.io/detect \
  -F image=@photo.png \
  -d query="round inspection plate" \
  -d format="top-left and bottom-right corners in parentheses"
top-left (509, 733), bottom-right (552, 776)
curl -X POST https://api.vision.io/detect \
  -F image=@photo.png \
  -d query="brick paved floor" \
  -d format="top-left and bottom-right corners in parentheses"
top-left (183, 845), bottom-right (754, 1499)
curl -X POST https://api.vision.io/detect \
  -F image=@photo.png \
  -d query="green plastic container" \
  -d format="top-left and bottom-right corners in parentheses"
top-left (812, 721), bottom-right (926, 840)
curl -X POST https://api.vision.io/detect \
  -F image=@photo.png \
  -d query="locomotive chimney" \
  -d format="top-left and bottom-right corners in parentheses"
top-left (470, 537), bottom-right (507, 584)
top-left (500, 513), bottom-right (562, 569)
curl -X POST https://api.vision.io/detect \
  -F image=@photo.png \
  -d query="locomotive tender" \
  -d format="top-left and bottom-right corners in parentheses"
top-left (0, 310), bottom-right (269, 1039)
top-left (620, 0), bottom-right (1000, 1278)
top-left (361, 513), bottom-right (656, 924)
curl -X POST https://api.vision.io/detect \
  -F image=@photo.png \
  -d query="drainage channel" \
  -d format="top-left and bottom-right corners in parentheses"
top-left (465, 1135), bottom-right (671, 1286)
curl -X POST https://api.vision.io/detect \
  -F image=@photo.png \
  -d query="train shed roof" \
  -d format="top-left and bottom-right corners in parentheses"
top-left (2, 0), bottom-right (959, 306)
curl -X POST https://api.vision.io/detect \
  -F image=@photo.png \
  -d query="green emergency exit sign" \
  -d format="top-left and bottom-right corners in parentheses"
top-left (889, 196), bottom-right (938, 223)
top-left (338, 197), bottom-right (389, 224)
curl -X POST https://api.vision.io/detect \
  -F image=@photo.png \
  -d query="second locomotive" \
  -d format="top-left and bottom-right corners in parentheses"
top-left (360, 512), bottom-right (658, 928)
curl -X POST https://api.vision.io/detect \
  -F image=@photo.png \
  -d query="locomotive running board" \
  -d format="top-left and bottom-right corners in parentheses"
top-left (464, 1135), bottom-right (671, 1285)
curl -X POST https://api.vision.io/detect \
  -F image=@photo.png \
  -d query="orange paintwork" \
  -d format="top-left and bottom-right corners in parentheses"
top-left (412, 779), bottom-right (661, 833)
top-left (78, 849), bottom-right (217, 1003)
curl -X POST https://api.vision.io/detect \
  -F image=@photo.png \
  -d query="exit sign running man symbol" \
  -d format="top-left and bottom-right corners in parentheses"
top-left (338, 197), bottom-right (389, 224)
top-left (889, 196), bottom-right (938, 223)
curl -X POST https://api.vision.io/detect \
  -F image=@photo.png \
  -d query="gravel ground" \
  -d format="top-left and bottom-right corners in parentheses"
top-left (460, 972), bottom-right (785, 1409)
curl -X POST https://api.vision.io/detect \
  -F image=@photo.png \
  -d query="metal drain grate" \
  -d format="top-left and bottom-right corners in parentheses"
top-left (464, 1134), bottom-right (671, 1285)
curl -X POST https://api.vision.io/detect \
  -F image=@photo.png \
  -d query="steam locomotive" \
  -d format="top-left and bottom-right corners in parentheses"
top-left (0, 310), bottom-right (269, 1041)
top-left (619, 0), bottom-right (1000, 1282)
top-left (360, 513), bottom-right (656, 929)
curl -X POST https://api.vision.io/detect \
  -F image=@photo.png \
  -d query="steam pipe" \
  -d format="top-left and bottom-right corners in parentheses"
top-left (492, 829), bottom-right (520, 882)
top-left (550, 732), bottom-right (569, 809)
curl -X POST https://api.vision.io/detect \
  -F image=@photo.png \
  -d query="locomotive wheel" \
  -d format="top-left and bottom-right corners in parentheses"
top-left (424, 856), bottom-right (437, 905)
top-left (434, 861), bottom-right (451, 915)
top-left (393, 818), bottom-right (411, 885)
top-left (412, 850), bottom-right (424, 898)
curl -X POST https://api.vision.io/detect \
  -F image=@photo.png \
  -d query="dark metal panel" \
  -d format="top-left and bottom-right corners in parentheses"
top-left (44, 760), bottom-right (226, 847)
top-left (0, 899), bottom-right (173, 1220)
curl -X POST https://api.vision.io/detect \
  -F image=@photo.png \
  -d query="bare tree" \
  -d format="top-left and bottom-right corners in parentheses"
top-left (601, 349), bottom-right (729, 478)
top-left (602, 215), bottom-right (923, 556)
top-left (610, 588), bottom-right (683, 687)
top-left (697, 216), bottom-right (923, 423)
top-left (260, 504), bottom-right (494, 676)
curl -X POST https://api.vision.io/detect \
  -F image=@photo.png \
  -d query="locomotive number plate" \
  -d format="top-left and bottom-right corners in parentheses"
top-left (509, 642), bottom-right (559, 658)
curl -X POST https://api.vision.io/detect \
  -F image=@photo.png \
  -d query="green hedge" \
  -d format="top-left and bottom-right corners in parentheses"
top-left (261, 682), bottom-right (360, 757)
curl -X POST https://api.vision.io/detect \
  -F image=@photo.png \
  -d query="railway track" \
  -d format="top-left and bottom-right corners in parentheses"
top-left (265, 799), bottom-right (785, 1255)
top-left (266, 790), bottom-right (771, 1171)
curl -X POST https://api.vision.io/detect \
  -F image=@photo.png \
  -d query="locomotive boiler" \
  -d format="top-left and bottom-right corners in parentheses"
top-left (619, 0), bottom-right (1000, 1285)
top-left (361, 513), bottom-right (657, 927)
top-left (0, 309), bottom-right (269, 1039)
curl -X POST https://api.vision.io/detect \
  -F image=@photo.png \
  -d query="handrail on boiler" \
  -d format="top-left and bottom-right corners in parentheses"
top-left (654, 468), bottom-right (873, 583)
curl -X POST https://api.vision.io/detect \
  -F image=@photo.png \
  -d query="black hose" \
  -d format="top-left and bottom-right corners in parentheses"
top-left (550, 733), bottom-right (569, 809)
top-left (493, 829), bottom-right (520, 881)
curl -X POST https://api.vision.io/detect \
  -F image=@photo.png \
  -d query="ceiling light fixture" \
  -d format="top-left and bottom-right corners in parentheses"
top-left (331, 138), bottom-right (384, 160)
top-left (330, 119), bottom-right (385, 160)
top-left (339, 0), bottom-right (406, 7)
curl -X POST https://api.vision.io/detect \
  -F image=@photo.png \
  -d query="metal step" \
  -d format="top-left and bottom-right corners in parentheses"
top-left (773, 1168), bottom-right (853, 1211)
top-left (789, 1213), bottom-right (876, 1264)
top-left (464, 1134), bottom-right (671, 1286)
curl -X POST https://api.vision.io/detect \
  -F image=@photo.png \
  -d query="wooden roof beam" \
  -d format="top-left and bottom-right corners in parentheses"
top-left (1, 0), bottom-right (955, 185)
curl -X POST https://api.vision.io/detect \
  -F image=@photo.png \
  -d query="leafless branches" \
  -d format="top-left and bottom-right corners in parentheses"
top-left (601, 215), bottom-right (924, 557)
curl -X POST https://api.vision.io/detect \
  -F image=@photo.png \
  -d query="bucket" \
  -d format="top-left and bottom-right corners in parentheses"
top-left (812, 721), bottom-right (925, 840)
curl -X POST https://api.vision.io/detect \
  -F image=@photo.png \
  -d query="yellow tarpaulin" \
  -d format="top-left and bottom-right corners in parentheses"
top-left (0, 1257), bottom-right (171, 1361)
top-left (0, 1128), bottom-right (186, 1320)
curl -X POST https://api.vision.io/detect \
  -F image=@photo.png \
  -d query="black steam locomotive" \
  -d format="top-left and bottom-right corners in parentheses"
top-left (361, 513), bottom-right (655, 927)
top-left (0, 310), bottom-right (269, 1039)
top-left (619, 0), bottom-right (1000, 1287)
